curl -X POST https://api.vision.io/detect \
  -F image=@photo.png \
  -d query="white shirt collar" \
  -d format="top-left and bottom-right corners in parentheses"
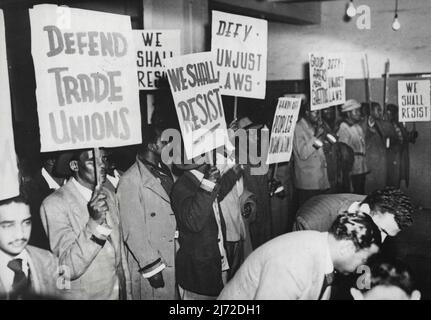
top-left (347, 201), bottom-right (371, 215)
top-left (71, 178), bottom-right (93, 202)
top-left (41, 167), bottom-right (61, 190)
top-left (323, 232), bottom-right (334, 274)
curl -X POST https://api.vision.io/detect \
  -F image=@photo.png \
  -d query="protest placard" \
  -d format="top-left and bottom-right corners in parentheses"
top-left (309, 53), bottom-right (345, 111)
top-left (165, 51), bottom-right (229, 159)
top-left (266, 96), bottom-right (301, 164)
top-left (211, 10), bottom-right (267, 99)
top-left (0, 10), bottom-right (20, 200)
top-left (135, 30), bottom-right (180, 90)
top-left (398, 80), bottom-right (431, 122)
top-left (30, 4), bottom-right (141, 152)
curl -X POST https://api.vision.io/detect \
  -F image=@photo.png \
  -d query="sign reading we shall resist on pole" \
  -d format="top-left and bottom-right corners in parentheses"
top-left (211, 10), bottom-right (267, 99)
top-left (135, 30), bottom-right (181, 90)
top-left (30, 4), bottom-right (141, 152)
top-left (398, 80), bottom-right (431, 122)
top-left (165, 51), bottom-right (229, 159)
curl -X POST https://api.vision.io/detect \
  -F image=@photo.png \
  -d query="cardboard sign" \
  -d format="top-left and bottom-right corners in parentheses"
top-left (135, 30), bottom-right (181, 90)
top-left (211, 10), bottom-right (267, 99)
top-left (398, 80), bottom-right (431, 122)
top-left (266, 97), bottom-right (301, 164)
top-left (165, 51), bottom-right (228, 159)
top-left (30, 5), bottom-right (141, 152)
top-left (0, 10), bottom-right (20, 200)
top-left (309, 53), bottom-right (345, 111)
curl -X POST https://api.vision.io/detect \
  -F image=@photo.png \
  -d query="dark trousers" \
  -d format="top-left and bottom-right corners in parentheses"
top-left (351, 173), bottom-right (366, 194)
top-left (225, 241), bottom-right (244, 281)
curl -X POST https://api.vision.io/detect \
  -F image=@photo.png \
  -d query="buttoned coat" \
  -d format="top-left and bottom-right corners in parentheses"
top-left (117, 159), bottom-right (177, 300)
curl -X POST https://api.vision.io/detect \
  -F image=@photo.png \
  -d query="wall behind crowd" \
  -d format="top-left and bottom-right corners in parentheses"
top-left (266, 0), bottom-right (431, 208)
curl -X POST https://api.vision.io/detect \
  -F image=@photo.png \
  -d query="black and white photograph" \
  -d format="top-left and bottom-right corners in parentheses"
top-left (1, 0), bottom-right (430, 305)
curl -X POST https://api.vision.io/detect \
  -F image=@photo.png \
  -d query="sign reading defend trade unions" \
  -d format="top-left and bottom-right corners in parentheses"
top-left (266, 97), bottom-right (301, 165)
top-left (309, 53), bottom-right (346, 111)
top-left (135, 30), bottom-right (181, 90)
top-left (211, 10), bottom-right (267, 99)
top-left (0, 9), bottom-right (20, 200)
top-left (165, 51), bottom-right (229, 159)
top-left (30, 4), bottom-right (141, 152)
top-left (398, 80), bottom-right (431, 122)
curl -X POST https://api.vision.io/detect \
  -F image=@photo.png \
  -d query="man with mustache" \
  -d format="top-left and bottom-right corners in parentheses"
top-left (40, 149), bottom-right (131, 299)
top-left (0, 196), bottom-right (60, 299)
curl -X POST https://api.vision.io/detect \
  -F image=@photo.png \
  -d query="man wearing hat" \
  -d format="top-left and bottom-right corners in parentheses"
top-left (170, 152), bottom-right (243, 299)
top-left (40, 149), bottom-right (131, 300)
top-left (337, 99), bottom-right (367, 194)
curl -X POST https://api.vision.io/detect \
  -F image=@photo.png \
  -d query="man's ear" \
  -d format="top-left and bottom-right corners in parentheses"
top-left (350, 288), bottom-right (364, 300)
top-left (410, 290), bottom-right (421, 300)
top-left (69, 160), bottom-right (79, 172)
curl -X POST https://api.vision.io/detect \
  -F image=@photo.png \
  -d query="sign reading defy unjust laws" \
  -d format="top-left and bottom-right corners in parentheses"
top-left (266, 97), bottom-right (301, 164)
top-left (135, 30), bottom-right (180, 90)
top-left (211, 11), bottom-right (267, 99)
top-left (309, 53), bottom-right (345, 111)
top-left (165, 51), bottom-right (229, 159)
top-left (398, 80), bottom-right (431, 122)
top-left (30, 5), bottom-right (141, 152)
top-left (0, 9), bottom-right (20, 200)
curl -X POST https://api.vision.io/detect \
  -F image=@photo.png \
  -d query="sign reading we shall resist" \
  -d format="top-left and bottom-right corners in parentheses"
top-left (30, 4), bottom-right (141, 152)
top-left (398, 80), bottom-right (431, 122)
top-left (165, 51), bottom-right (229, 159)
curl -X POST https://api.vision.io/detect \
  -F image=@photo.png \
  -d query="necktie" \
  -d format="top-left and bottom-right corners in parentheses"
top-left (318, 272), bottom-right (334, 300)
top-left (7, 258), bottom-right (29, 299)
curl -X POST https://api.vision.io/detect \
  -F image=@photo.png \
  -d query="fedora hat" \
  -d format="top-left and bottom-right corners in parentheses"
top-left (341, 99), bottom-right (361, 113)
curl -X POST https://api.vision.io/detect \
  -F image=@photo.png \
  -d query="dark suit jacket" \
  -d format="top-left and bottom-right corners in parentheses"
top-left (170, 169), bottom-right (240, 296)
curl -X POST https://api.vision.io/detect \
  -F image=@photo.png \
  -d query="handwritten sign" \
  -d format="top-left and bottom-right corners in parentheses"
top-left (30, 4), bottom-right (141, 152)
top-left (165, 51), bottom-right (228, 159)
top-left (211, 11), bottom-right (267, 99)
top-left (309, 53), bottom-right (345, 111)
top-left (135, 30), bottom-right (180, 90)
top-left (0, 10), bottom-right (20, 200)
top-left (398, 80), bottom-right (431, 122)
top-left (266, 97), bottom-right (301, 164)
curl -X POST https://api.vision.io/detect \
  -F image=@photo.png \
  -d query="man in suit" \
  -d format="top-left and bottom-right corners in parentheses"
top-left (117, 125), bottom-right (177, 300)
top-left (21, 152), bottom-right (65, 250)
top-left (40, 149), bottom-right (131, 300)
top-left (292, 187), bottom-right (413, 241)
top-left (0, 196), bottom-right (60, 299)
top-left (171, 160), bottom-right (243, 300)
top-left (218, 212), bottom-right (381, 300)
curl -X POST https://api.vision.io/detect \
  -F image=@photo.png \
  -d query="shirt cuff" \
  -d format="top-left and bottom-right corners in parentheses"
top-left (141, 263), bottom-right (166, 278)
top-left (200, 178), bottom-right (216, 192)
top-left (88, 219), bottom-right (112, 240)
top-left (313, 139), bottom-right (324, 149)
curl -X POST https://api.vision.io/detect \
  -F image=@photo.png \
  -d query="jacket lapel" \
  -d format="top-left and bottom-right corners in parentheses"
top-left (137, 160), bottom-right (171, 203)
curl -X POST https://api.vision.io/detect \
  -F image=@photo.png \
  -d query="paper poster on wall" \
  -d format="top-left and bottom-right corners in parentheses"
top-left (0, 10), bottom-right (20, 200)
top-left (266, 97), bottom-right (301, 164)
top-left (165, 51), bottom-right (228, 159)
top-left (398, 80), bottom-right (431, 122)
top-left (309, 53), bottom-right (345, 111)
top-left (135, 30), bottom-right (181, 90)
top-left (211, 10), bottom-right (267, 99)
top-left (30, 4), bottom-right (141, 152)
